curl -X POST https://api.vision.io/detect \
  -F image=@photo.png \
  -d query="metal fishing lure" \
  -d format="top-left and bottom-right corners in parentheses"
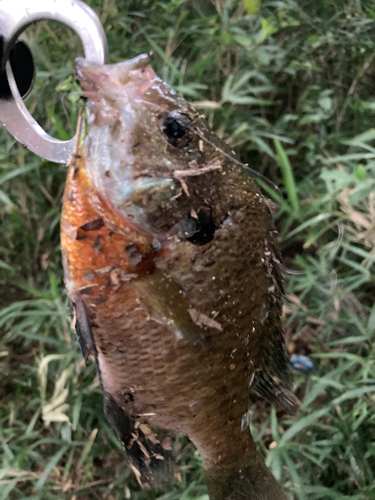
top-left (0, 0), bottom-right (107, 162)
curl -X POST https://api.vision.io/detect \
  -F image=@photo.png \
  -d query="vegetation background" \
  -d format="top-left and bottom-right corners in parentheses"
top-left (1, 0), bottom-right (375, 498)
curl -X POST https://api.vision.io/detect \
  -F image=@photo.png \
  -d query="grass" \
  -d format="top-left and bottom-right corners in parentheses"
top-left (1, 0), bottom-right (375, 498)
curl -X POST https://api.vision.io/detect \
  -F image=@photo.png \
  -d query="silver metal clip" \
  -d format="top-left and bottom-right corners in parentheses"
top-left (0, 0), bottom-right (108, 163)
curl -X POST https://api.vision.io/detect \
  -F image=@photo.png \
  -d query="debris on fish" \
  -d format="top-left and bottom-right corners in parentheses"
top-left (291, 354), bottom-right (315, 373)
top-left (60, 53), bottom-right (298, 500)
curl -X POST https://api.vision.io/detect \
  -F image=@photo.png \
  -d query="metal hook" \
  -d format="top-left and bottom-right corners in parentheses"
top-left (0, 0), bottom-right (108, 163)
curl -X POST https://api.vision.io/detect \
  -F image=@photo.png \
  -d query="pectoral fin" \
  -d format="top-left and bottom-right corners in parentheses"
top-left (132, 268), bottom-right (209, 348)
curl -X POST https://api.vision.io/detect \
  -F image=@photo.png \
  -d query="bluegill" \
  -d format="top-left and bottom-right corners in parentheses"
top-left (61, 54), bottom-right (298, 500)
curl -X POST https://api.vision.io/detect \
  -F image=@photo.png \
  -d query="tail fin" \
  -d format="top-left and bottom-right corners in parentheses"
top-left (205, 454), bottom-right (287, 500)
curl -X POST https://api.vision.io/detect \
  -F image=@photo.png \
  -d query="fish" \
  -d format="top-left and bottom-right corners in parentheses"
top-left (60, 53), bottom-right (298, 500)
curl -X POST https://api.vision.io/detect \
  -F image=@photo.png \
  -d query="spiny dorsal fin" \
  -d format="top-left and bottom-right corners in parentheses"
top-left (251, 243), bottom-right (299, 413)
top-left (250, 302), bottom-right (299, 413)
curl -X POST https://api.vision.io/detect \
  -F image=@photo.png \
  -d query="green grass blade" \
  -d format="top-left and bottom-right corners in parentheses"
top-left (274, 139), bottom-right (299, 214)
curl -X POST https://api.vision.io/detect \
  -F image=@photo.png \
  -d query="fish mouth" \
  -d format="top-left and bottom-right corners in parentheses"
top-left (75, 54), bottom-right (157, 95)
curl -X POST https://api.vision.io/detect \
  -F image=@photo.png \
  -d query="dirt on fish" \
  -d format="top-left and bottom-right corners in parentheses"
top-left (61, 54), bottom-right (298, 500)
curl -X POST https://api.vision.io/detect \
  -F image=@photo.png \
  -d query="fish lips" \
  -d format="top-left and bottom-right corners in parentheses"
top-left (75, 54), bottom-right (157, 96)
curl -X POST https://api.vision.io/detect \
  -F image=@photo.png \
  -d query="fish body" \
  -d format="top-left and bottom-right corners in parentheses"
top-left (61, 54), bottom-right (297, 499)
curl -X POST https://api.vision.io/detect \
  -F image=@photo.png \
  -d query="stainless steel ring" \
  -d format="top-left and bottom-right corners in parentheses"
top-left (0, 0), bottom-right (108, 163)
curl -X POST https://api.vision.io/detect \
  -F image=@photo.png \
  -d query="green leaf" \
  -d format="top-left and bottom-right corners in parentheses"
top-left (274, 139), bottom-right (299, 213)
top-left (243, 0), bottom-right (261, 15)
top-left (78, 429), bottom-right (98, 467)
top-left (355, 164), bottom-right (367, 181)
top-left (0, 165), bottom-right (38, 186)
top-left (35, 445), bottom-right (69, 490)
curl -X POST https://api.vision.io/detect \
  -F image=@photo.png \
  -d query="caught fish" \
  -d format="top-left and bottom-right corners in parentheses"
top-left (61, 53), bottom-right (298, 500)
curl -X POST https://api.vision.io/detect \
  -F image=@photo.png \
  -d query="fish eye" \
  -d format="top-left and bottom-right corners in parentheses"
top-left (161, 112), bottom-right (193, 148)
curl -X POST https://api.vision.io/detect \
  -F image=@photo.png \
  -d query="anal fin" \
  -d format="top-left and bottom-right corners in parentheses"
top-left (104, 393), bottom-right (175, 487)
top-left (69, 294), bottom-right (176, 486)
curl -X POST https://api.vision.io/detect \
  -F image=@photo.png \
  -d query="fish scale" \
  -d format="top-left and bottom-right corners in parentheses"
top-left (61, 54), bottom-right (298, 499)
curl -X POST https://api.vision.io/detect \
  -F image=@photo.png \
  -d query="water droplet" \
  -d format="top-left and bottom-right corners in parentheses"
top-left (189, 399), bottom-right (203, 413)
top-left (241, 411), bottom-right (251, 431)
top-left (248, 372), bottom-right (255, 390)
top-left (222, 216), bottom-right (233, 226)
top-left (248, 360), bottom-right (255, 390)
top-left (151, 239), bottom-right (162, 252)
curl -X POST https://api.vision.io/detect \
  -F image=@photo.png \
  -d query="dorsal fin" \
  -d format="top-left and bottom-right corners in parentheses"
top-left (251, 247), bottom-right (299, 414)
top-left (252, 345), bottom-right (299, 414)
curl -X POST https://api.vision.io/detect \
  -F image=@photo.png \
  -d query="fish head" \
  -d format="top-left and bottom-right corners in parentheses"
top-left (76, 54), bottom-right (156, 107)
top-left (75, 55), bottom-right (227, 245)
